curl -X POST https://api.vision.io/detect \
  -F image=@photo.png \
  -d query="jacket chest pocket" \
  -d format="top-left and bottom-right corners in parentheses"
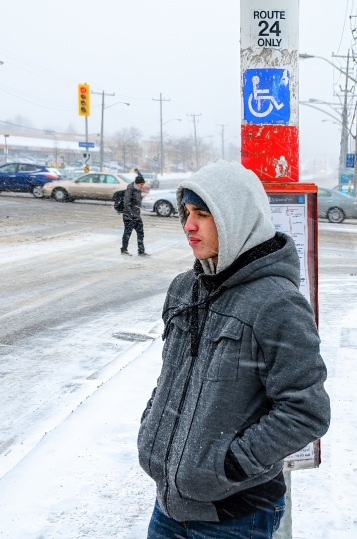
top-left (162, 315), bottom-right (190, 368)
top-left (205, 318), bottom-right (244, 381)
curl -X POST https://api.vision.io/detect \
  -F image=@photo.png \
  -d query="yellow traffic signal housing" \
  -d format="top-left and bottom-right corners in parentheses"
top-left (78, 84), bottom-right (90, 116)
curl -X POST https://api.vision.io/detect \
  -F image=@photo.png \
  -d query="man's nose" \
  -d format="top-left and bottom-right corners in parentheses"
top-left (184, 215), bottom-right (198, 232)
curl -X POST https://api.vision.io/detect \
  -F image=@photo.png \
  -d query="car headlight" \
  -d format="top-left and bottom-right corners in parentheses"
top-left (144, 196), bottom-right (156, 200)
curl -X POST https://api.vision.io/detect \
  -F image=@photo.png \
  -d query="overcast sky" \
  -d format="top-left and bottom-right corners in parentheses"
top-left (1, 0), bottom-right (356, 166)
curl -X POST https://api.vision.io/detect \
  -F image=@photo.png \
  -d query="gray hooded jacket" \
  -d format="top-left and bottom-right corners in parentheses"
top-left (137, 160), bottom-right (330, 522)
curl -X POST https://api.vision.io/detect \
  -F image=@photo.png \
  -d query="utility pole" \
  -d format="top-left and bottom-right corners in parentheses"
top-left (333, 51), bottom-right (351, 171)
top-left (92, 90), bottom-right (115, 172)
top-left (218, 124), bottom-right (228, 159)
top-left (187, 113), bottom-right (202, 170)
top-left (353, 103), bottom-right (357, 198)
top-left (350, 15), bottom-right (357, 196)
top-left (152, 93), bottom-right (171, 176)
top-left (4, 135), bottom-right (9, 163)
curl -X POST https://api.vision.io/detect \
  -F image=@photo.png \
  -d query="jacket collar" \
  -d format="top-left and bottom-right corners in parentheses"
top-left (194, 232), bottom-right (287, 290)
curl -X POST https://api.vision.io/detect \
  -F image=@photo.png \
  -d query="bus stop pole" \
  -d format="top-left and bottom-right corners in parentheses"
top-left (273, 472), bottom-right (292, 539)
top-left (240, 1), bottom-right (299, 537)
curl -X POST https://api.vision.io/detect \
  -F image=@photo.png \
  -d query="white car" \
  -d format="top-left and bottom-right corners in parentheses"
top-left (142, 189), bottom-right (178, 217)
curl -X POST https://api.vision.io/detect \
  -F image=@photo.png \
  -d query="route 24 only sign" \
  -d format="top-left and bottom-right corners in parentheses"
top-left (251, 9), bottom-right (288, 49)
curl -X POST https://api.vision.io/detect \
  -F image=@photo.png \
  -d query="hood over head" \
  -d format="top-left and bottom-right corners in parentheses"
top-left (177, 160), bottom-right (276, 273)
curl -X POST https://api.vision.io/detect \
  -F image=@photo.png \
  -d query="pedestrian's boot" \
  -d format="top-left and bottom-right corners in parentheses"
top-left (138, 252), bottom-right (150, 257)
top-left (121, 249), bottom-right (132, 256)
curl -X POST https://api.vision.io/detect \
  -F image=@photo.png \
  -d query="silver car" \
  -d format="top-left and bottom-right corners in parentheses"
top-left (141, 189), bottom-right (178, 217)
top-left (318, 187), bottom-right (357, 223)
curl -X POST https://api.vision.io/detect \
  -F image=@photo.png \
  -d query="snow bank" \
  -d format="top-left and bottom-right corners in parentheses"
top-left (0, 338), bottom-right (163, 538)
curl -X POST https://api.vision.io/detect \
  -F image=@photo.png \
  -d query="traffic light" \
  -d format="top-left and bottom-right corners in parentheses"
top-left (78, 84), bottom-right (90, 116)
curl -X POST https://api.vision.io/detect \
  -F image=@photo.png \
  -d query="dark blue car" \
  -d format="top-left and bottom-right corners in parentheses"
top-left (0, 163), bottom-right (58, 198)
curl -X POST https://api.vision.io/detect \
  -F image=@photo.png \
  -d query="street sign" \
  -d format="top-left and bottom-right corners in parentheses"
top-left (251, 9), bottom-right (288, 49)
top-left (243, 68), bottom-right (291, 124)
top-left (78, 142), bottom-right (95, 148)
top-left (346, 153), bottom-right (355, 168)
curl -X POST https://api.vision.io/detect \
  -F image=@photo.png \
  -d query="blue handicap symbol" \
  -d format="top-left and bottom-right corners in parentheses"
top-left (243, 68), bottom-right (290, 124)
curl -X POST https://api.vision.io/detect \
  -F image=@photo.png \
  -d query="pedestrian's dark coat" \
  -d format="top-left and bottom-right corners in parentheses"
top-left (137, 160), bottom-right (330, 523)
top-left (123, 181), bottom-right (143, 219)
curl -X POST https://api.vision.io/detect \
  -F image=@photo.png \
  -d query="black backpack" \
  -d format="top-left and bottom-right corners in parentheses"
top-left (114, 191), bottom-right (125, 213)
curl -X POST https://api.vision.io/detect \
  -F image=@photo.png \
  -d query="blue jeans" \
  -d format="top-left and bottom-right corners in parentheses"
top-left (147, 497), bottom-right (285, 539)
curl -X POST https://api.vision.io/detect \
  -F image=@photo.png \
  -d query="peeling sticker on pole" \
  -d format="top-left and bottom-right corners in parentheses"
top-left (241, 0), bottom-right (299, 182)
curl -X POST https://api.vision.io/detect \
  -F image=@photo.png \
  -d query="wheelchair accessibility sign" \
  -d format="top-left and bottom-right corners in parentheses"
top-left (243, 68), bottom-right (290, 124)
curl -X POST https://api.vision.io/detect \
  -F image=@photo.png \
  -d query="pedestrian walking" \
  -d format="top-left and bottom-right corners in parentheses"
top-left (137, 160), bottom-right (330, 539)
top-left (121, 171), bottom-right (149, 257)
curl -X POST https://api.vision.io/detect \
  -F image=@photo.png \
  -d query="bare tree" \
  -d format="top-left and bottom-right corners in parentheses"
top-left (145, 133), bottom-right (171, 172)
top-left (196, 137), bottom-right (215, 168)
top-left (66, 122), bottom-right (76, 135)
top-left (113, 127), bottom-right (142, 172)
top-left (162, 135), bottom-right (196, 171)
top-left (176, 136), bottom-right (195, 171)
top-left (2, 115), bottom-right (34, 131)
top-left (14, 115), bottom-right (34, 128)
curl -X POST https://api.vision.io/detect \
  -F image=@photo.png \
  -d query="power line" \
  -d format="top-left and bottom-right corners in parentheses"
top-left (0, 80), bottom-right (73, 107)
top-left (0, 84), bottom-right (74, 111)
top-left (337, 0), bottom-right (351, 54)
top-left (0, 119), bottom-right (56, 133)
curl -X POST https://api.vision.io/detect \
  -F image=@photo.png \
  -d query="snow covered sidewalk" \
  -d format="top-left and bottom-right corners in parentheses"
top-left (0, 282), bottom-right (357, 538)
top-left (0, 338), bottom-right (162, 538)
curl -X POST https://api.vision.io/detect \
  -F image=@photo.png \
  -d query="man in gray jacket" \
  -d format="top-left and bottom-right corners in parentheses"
top-left (138, 160), bottom-right (330, 539)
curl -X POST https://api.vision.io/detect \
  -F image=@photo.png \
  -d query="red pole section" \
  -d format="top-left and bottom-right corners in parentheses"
top-left (241, 1), bottom-right (299, 182)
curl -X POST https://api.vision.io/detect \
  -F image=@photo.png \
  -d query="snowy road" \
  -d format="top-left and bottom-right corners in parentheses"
top-left (0, 194), bottom-right (188, 346)
top-left (0, 195), bottom-right (191, 478)
top-left (1, 195), bottom-right (357, 537)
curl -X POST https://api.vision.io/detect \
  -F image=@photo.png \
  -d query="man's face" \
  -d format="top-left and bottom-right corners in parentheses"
top-left (183, 203), bottom-right (218, 265)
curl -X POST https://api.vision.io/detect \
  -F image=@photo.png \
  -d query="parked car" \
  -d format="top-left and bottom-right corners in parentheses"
top-left (142, 189), bottom-right (177, 217)
top-left (333, 184), bottom-right (355, 196)
top-left (318, 187), bottom-right (357, 223)
top-left (0, 162), bottom-right (59, 198)
top-left (56, 169), bottom-right (73, 181)
top-left (72, 169), bottom-right (86, 179)
top-left (42, 172), bottom-right (130, 204)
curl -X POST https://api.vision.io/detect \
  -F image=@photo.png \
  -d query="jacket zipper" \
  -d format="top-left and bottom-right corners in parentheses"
top-left (198, 274), bottom-right (202, 292)
top-left (162, 296), bottom-right (210, 516)
top-left (163, 352), bottom-right (198, 514)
